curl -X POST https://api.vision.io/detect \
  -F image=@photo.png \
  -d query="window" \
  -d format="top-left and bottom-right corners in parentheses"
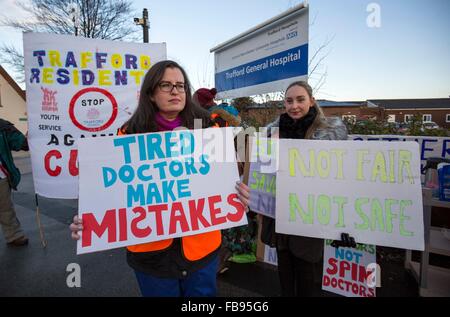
top-left (423, 114), bottom-right (432, 122)
top-left (404, 114), bottom-right (413, 123)
top-left (447, 114), bottom-right (450, 123)
top-left (387, 115), bottom-right (396, 123)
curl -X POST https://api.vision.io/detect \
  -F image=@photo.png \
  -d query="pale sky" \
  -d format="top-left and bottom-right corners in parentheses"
top-left (0, 0), bottom-right (449, 101)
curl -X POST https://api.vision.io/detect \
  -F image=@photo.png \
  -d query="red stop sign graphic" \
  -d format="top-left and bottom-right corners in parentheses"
top-left (69, 87), bottom-right (118, 132)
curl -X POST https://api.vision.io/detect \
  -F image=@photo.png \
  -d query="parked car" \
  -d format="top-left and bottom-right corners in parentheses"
top-left (422, 121), bottom-right (440, 130)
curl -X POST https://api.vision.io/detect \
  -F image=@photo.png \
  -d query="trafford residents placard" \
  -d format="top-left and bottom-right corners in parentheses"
top-left (24, 32), bottom-right (166, 198)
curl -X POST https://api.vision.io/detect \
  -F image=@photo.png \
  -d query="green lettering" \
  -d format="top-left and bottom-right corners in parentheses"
top-left (371, 198), bottom-right (385, 232)
top-left (250, 171), bottom-right (259, 190)
top-left (398, 150), bottom-right (414, 184)
top-left (258, 174), bottom-right (266, 191)
top-left (385, 199), bottom-right (398, 233)
top-left (399, 200), bottom-right (414, 236)
top-left (389, 150), bottom-right (395, 183)
top-left (317, 151), bottom-right (331, 178)
top-left (354, 198), bottom-right (370, 230)
top-left (371, 152), bottom-right (387, 183)
top-left (289, 193), bottom-right (314, 224)
top-left (333, 196), bottom-right (348, 228)
top-left (317, 194), bottom-right (331, 225)
top-left (289, 148), bottom-right (311, 177)
top-left (357, 150), bottom-right (370, 181)
top-left (331, 149), bottom-right (346, 180)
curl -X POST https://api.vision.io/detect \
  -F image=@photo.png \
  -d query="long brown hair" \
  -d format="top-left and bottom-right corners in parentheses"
top-left (285, 81), bottom-right (328, 139)
top-left (123, 60), bottom-right (211, 134)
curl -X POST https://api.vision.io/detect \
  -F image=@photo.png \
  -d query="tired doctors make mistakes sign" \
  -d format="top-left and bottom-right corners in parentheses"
top-left (77, 128), bottom-right (247, 254)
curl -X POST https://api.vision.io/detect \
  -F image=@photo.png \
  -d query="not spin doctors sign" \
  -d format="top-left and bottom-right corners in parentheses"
top-left (211, 3), bottom-right (309, 99)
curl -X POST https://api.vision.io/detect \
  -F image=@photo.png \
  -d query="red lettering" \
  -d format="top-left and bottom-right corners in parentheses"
top-left (323, 275), bottom-right (330, 286)
top-left (331, 277), bottom-right (337, 288)
top-left (131, 206), bottom-right (151, 238)
top-left (169, 202), bottom-right (189, 234)
top-left (326, 258), bottom-right (338, 275)
top-left (339, 260), bottom-right (351, 278)
top-left (209, 195), bottom-right (226, 226)
top-left (352, 283), bottom-right (359, 295)
top-left (344, 280), bottom-right (353, 292)
top-left (338, 278), bottom-right (344, 290)
top-left (44, 150), bottom-right (62, 176)
top-left (359, 285), bottom-right (367, 297)
top-left (358, 265), bottom-right (370, 283)
top-left (82, 210), bottom-right (116, 247)
top-left (351, 262), bottom-right (359, 281)
top-left (367, 287), bottom-right (375, 297)
top-left (189, 198), bottom-right (210, 230)
top-left (69, 149), bottom-right (78, 176)
top-left (226, 193), bottom-right (245, 222)
top-left (147, 204), bottom-right (168, 236)
top-left (118, 208), bottom-right (127, 241)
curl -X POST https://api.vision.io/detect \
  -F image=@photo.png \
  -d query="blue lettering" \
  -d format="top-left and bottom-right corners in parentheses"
top-left (33, 50), bottom-right (46, 67)
top-left (137, 165), bottom-right (152, 182)
top-left (114, 136), bottom-right (136, 164)
top-left (146, 133), bottom-right (164, 160)
top-left (119, 165), bottom-right (135, 183)
top-left (102, 167), bottom-right (117, 188)
top-left (177, 179), bottom-right (191, 198)
top-left (442, 140), bottom-right (450, 158)
top-left (95, 53), bottom-right (107, 68)
top-left (146, 183), bottom-right (162, 204)
top-left (56, 69), bottom-right (70, 84)
top-left (65, 51), bottom-right (77, 68)
top-left (169, 160), bottom-right (183, 178)
top-left (421, 139), bottom-right (437, 160)
top-left (127, 184), bottom-right (145, 207)
top-left (199, 155), bottom-right (210, 175)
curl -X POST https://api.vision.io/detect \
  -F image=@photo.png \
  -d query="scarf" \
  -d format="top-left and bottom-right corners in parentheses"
top-left (155, 112), bottom-right (182, 131)
top-left (279, 106), bottom-right (317, 139)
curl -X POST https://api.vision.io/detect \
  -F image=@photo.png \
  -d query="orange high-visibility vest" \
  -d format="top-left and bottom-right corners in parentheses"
top-left (117, 128), bottom-right (221, 261)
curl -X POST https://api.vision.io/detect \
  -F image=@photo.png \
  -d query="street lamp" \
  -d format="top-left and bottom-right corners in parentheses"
top-left (134, 8), bottom-right (149, 43)
top-left (67, 3), bottom-right (80, 36)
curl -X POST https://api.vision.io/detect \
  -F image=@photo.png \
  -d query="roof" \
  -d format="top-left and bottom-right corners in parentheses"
top-left (368, 99), bottom-right (450, 110)
top-left (317, 100), bottom-right (365, 108)
top-left (0, 65), bottom-right (25, 101)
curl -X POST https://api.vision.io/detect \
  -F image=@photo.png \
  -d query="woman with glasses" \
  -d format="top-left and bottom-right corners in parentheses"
top-left (70, 60), bottom-right (250, 297)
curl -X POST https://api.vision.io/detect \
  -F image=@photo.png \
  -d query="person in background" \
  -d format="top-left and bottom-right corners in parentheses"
top-left (0, 119), bottom-right (29, 247)
top-left (261, 81), bottom-right (356, 296)
top-left (70, 61), bottom-right (250, 297)
top-left (193, 88), bottom-right (257, 274)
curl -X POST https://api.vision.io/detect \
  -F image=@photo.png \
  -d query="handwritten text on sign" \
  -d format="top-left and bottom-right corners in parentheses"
top-left (77, 128), bottom-right (247, 254)
top-left (322, 240), bottom-right (377, 297)
top-left (276, 140), bottom-right (424, 251)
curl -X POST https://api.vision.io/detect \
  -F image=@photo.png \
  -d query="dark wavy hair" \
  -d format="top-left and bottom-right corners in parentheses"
top-left (123, 60), bottom-right (212, 134)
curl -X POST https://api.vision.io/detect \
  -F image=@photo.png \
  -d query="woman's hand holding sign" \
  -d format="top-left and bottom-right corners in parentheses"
top-left (235, 181), bottom-right (250, 212)
top-left (70, 215), bottom-right (82, 240)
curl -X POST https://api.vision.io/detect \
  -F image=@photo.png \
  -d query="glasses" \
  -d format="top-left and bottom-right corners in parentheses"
top-left (158, 81), bottom-right (186, 93)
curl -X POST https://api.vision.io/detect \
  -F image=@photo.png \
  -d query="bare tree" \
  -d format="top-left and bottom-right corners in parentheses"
top-left (308, 34), bottom-right (334, 95)
top-left (0, 0), bottom-right (139, 82)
